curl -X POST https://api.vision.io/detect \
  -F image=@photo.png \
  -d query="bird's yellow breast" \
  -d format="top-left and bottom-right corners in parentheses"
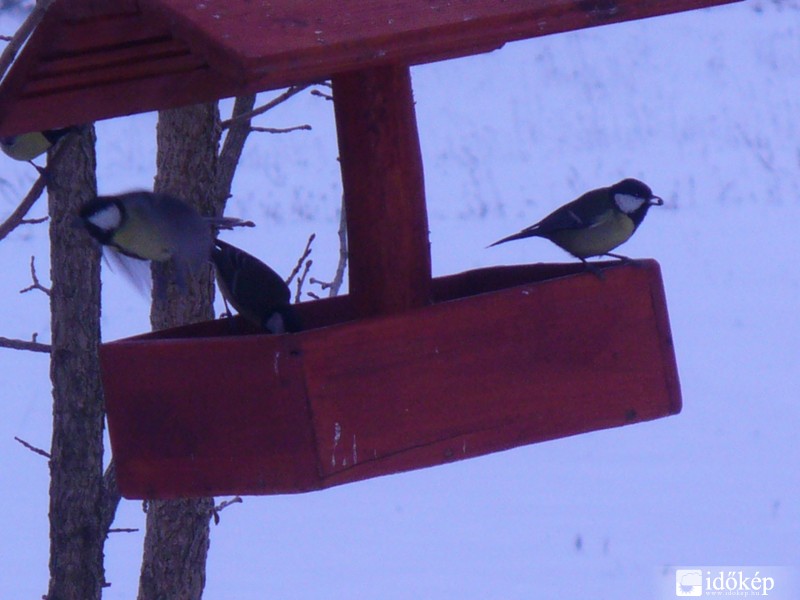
top-left (547, 211), bottom-right (635, 258)
top-left (111, 222), bottom-right (172, 261)
top-left (1, 132), bottom-right (52, 161)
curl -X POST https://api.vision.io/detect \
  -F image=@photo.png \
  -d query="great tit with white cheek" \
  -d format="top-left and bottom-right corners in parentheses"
top-left (489, 178), bottom-right (663, 267)
top-left (78, 191), bottom-right (251, 288)
top-left (1, 127), bottom-right (80, 162)
top-left (212, 238), bottom-right (302, 334)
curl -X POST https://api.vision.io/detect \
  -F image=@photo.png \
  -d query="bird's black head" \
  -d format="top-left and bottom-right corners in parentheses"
top-left (78, 197), bottom-right (125, 245)
top-left (610, 178), bottom-right (663, 227)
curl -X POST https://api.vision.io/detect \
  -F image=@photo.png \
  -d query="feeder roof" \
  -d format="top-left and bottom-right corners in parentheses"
top-left (0, 0), bottom-right (739, 136)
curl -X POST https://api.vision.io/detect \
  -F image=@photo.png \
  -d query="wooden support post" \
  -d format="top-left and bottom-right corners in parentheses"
top-left (332, 66), bottom-right (432, 317)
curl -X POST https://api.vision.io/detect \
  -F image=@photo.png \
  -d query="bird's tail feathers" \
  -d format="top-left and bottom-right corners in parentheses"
top-left (487, 227), bottom-right (539, 248)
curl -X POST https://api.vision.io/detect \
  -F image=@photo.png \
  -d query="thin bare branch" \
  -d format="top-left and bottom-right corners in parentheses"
top-left (19, 255), bottom-right (51, 296)
top-left (295, 260), bottom-right (313, 304)
top-left (14, 436), bottom-right (51, 458)
top-left (108, 528), bottom-right (139, 534)
top-left (220, 84), bottom-right (313, 128)
top-left (211, 496), bottom-right (243, 526)
top-left (216, 94), bottom-right (257, 203)
top-left (0, 175), bottom-right (47, 242)
top-left (0, 0), bottom-right (57, 81)
top-left (329, 202), bottom-right (348, 297)
top-left (1, 35), bottom-right (12, 42)
top-left (21, 216), bottom-right (48, 225)
top-left (286, 233), bottom-right (315, 285)
top-left (251, 124), bottom-right (312, 135)
top-left (311, 90), bottom-right (334, 101)
top-left (0, 335), bottom-right (51, 353)
top-left (100, 462), bottom-right (121, 538)
top-left (308, 201), bottom-right (348, 298)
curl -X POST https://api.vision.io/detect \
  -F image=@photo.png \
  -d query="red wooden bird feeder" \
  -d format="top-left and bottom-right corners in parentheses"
top-left (0, 0), bottom-right (736, 498)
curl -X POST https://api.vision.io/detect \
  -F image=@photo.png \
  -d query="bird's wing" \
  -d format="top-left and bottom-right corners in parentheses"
top-left (148, 194), bottom-right (213, 267)
top-left (213, 241), bottom-right (291, 308)
top-left (531, 194), bottom-right (613, 235)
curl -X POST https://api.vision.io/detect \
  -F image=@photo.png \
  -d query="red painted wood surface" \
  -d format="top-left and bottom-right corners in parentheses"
top-left (102, 261), bottom-right (681, 499)
top-left (332, 67), bottom-right (431, 316)
top-left (0, 0), bottom-right (741, 136)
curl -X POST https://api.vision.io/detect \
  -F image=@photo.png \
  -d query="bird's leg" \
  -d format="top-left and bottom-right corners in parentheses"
top-left (220, 296), bottom-right (233, 320)
top-left (605, 253), bottom-right (643, 268)
top-left (580, 258), bottom-right (606, 280)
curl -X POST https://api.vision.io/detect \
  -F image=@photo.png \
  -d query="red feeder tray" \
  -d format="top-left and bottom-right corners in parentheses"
top-left (101, 260), bottom-right (681, 499)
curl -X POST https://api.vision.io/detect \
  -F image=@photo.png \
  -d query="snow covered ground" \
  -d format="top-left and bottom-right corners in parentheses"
top-left (1, 1), bottom-right (798, 598)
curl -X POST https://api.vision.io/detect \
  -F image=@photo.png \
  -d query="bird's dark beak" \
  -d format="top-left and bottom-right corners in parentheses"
top-left (651, 196), bottom-right (664, 206)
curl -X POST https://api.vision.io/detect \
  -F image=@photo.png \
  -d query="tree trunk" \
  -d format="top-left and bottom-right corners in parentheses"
top-left (46, 127), bottom-right (106, 600)
top-left (137, 103), bottom-right (221, 600)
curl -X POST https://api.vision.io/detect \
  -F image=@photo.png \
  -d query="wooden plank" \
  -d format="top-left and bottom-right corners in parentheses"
top-left (301, 260), bottom-right (680, 483)
top-left (0, 0), bottom-right (740, 136)
top-left (0, 3), bottom-right (236, 134)
top-left (332, 66), bottom-right (431, 317)
top-left (142, 0), bottom-right (742, 88)
top-left (42, 13), bottom-right (171, 54)
top-left (24, 54), bottom-right (209, 97)
top-left (103, 332), bottom-right (320, 498)
top-left (50, 0), bottom-right (141, 22)
top-left (101, 261), bottom-right (681, 498)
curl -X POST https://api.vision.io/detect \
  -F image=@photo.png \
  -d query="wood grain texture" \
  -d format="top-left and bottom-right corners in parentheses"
top-left (102, 260), bottom-right (681, 499)
top-left (333, 66), bottom-right (431, 317)
top-left (0, 0), bottom-right (741, 135)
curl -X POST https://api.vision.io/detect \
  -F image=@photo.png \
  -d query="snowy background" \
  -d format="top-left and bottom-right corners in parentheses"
top-left (1, 1), bottom-right (799, 598)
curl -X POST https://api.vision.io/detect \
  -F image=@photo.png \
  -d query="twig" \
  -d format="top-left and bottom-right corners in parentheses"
top-left (329, 201), bottom-right (348, 297)
top-left (108, 528), bottom-right (139, 534)
top-left (21, 216), bottom-right (48, 225)
top-left (311, 90), bottom-right (333, 101)
top-left (220, 84), bottom-right (313, 128)
top-left (286, 233), bottom-right (315, 286)
top-left (216, 94), bottom-right (256, 203)
top-left (100, 462), bottom-right (122, 538)
top-left (308, 200), bottom-right (348, 298)
top-left (250, 124), bottom-right (312, 135)
top-left (311, 86), bottom-right (334, 102)
top-left (213, 217), bottom-right (255, 231)
top-left (295, 260), bottom-right (312, 304)
top-left (1, 35), bottom-right (12, 42)
top-left (14, 436), bottom-right (51, 458)
top-left (19, 255), bottom-right (51, 296)
top-left (0, 175), bottom-right (47, 242)
top-left (0, 335), bottom-right (51, 353)
top-left (0, 0), bottom-right (57, 81)
top-left (211, 496), bottom-right (243, 525)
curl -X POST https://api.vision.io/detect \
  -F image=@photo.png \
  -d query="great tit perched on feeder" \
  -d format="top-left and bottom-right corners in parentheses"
top-left (212, 238), bottom-right (302, 334)
top-left (78, 191), bottom-right (251, 287)
top-left (489, 178), bottom-right (663, 266)
top-left (1, 127), bottom-right (80, 162)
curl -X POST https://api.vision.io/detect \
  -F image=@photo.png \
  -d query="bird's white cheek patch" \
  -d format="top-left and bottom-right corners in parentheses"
top-left (614, 193), bottom-right (646, 214)
top-left (88, 206), bottom-right (122, 231)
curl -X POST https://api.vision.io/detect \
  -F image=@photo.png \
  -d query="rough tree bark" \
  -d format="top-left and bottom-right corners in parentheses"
top-left (46, 127), bottom-right (107, 600)
top-left (137, 103), bottom-right (222, 600)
